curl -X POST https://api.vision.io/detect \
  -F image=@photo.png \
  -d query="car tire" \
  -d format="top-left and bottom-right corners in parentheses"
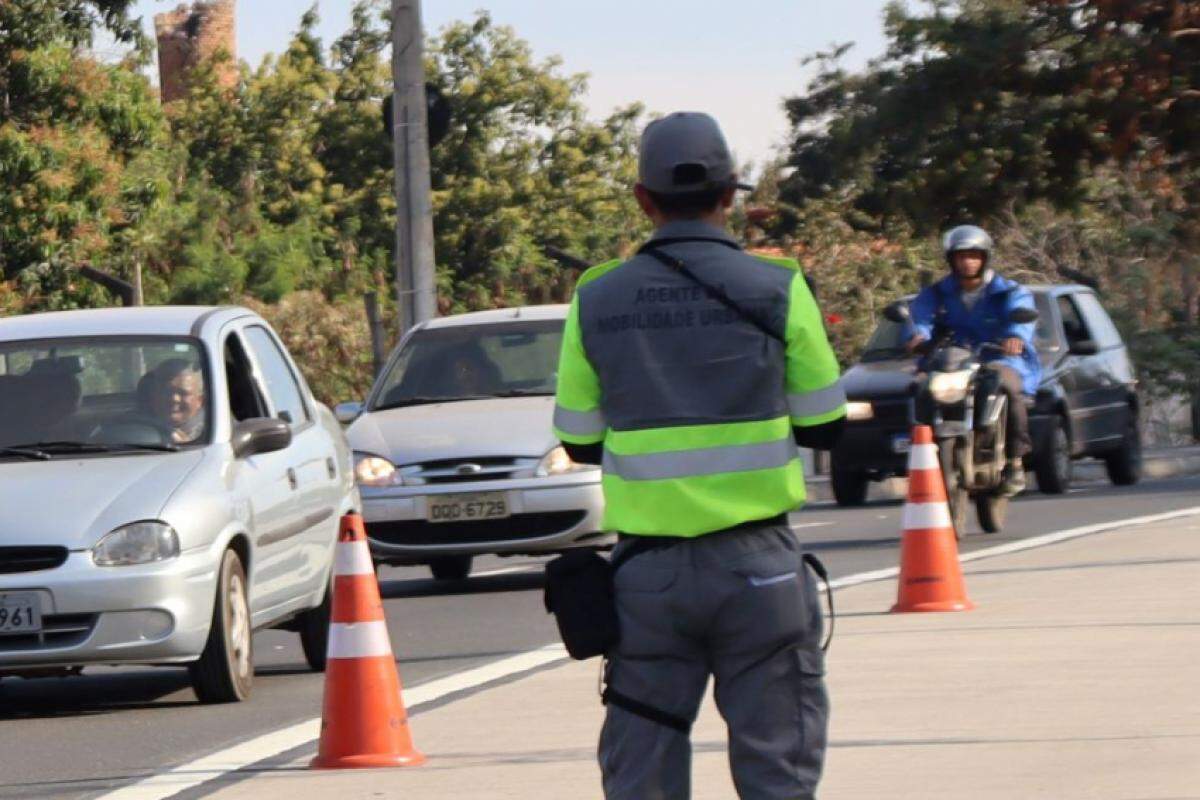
top-left (1104, 412), bottom-right (1143, 486)
top-left (1034, 416), bottom-right (1072, 495)
top-left (429, 555), bottom-right (472, 581)
top-left (297, 580), bottom-right (332, 672)
top-left (831, 468), bottom-right (869, 507)
top-left (189, 548), bottom-right (253, 704)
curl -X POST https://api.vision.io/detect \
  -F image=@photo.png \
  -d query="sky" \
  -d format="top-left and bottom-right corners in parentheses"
top-left (128, 0), bottom-right (895, 168)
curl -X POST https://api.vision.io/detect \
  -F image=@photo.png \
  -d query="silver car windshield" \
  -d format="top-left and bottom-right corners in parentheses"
top-left (0, 337), bottom-right (210, 455)
top-left (373, 320), bottom-right (564, 410)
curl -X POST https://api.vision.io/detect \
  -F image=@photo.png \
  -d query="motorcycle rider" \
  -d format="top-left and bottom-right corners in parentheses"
top-left (906, 225), bottom-right (1040, 496)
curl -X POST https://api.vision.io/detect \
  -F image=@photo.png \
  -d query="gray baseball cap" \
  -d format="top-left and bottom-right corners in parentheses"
top-left (638, 112), bottom-right (753, 195)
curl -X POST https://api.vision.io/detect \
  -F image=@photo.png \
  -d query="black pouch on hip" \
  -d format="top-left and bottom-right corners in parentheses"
top-left (544, 539), bottom-right (658, 660)
top-left (543, 549), bottom-right (618, 660)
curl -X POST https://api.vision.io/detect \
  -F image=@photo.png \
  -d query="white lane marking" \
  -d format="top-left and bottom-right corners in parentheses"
top-left (327, 621), bottom-right (392, 659)
top-left (902, 502), bottom-right (953, 531)
top-left (470, 563), bottom-right (544, 578)
top-left (93, 645), bottom-right (568, 800)
top-left (791, 521), bottom-right (835, 530)
top-left (333, 541), bottom-right (373, 576)
top-left (97, 504), bottom-right (1200, 800)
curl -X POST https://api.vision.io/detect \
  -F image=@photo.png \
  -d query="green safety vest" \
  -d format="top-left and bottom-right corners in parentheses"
top-left (553, 228), bottom-right (846, 537)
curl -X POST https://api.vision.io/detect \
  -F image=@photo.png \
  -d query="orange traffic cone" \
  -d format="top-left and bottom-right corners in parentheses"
top-left (891, 425), bottom-right (975, 613)
top-left (310, 513), bottom-right (425, 769)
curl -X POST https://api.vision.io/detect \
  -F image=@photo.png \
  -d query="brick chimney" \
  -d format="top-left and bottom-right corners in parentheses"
top-left (154, 0), bottom-right (237, 103)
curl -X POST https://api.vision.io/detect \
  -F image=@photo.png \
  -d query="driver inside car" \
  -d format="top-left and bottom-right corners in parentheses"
top-left (905, 224), bottom-right (1040, 496)
top-left (145, 360), bottom-right (207, 444)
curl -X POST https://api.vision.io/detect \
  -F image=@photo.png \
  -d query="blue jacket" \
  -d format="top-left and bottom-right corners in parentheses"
top-left (908, 272), bottom-right (1041, 395)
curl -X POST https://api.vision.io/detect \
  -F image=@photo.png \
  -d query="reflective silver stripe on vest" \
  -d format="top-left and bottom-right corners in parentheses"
top-left (603, 437), bottom-right (798, 482)
top-left (788, 380), bottom-right (846, 420)
top-left (553, 404), bottom-right (607, 437)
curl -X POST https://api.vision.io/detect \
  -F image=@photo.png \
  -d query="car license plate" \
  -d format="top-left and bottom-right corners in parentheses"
top-left (0, 592), bottom-right (42, 635)
top-left (892, 434), bottom-right (912, 454)
top-left (427, 493), bottom-right (510, 523)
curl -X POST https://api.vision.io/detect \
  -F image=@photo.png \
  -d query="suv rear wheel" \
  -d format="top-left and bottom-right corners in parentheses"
top-left (1104, 412), bottom-right (1143, 486)
top-left (831, 467), bottom-right (869, 507)
top-left (1034, 416), bottom-right (1072, 495)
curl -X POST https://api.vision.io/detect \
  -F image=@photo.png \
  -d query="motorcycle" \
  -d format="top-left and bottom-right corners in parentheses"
top-left (883, 301), bottom-right (1039, 537)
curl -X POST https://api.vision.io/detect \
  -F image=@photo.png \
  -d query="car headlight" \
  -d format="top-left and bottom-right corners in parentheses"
top-left (536, 446), bottom-right (592, 477)
top-left (845, 401), bottom-right (874, 421)
top-left (353, 452), bottom-right (398, 486)
top-left (93, 521), bottom-right (180, 567)
top-left (928, 370), bottom-right (973, 404)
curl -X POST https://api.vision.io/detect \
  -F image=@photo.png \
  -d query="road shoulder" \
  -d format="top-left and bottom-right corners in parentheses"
top-left (201, 516), bottom-right (1200, 799)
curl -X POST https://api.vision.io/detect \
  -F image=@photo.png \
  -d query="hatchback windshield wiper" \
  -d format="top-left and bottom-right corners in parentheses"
top-left (0, 446), bottom-right (52, 461)
top-left (2, 440), bottom-right (178, 456)
top-left (374, 394), bottom-right (495, 410)
top-left (107, 442), bottom-right (181, 453)
top-left (490, 389), bottom-right (553, 397)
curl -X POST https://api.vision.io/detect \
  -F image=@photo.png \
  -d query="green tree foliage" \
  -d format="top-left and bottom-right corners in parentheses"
top-left (777, 0), bottom-right (1200, 410)
top-left (0, 0), bottom-right (164, 303)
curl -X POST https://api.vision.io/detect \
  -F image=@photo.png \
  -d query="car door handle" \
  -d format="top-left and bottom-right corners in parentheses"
top-left (326, 457), bottom-right (338, 480)
top-left (287, 468), bottom-right (298, 490)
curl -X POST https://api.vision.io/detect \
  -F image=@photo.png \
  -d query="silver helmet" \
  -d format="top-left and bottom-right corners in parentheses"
top-left (942, 225), bottom-right (993, 266)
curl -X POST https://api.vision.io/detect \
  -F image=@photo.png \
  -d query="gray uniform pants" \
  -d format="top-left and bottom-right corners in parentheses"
top-left (599, 523), bottom-right (828, 800)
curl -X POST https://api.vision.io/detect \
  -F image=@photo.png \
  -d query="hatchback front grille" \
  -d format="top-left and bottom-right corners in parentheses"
top-left (0, 546), bottom-right (68, 574)
top-left (400, 456), bottom-right (537, 485)
top-left (0, 613), bottom-right (96, 652)
top-left (367, 511), bottom-right (587, 546)
top-left (870, 398), bottom-right (914, 428)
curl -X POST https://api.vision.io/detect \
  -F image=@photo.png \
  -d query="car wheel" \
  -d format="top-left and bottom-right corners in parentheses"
top-left (297, 579), bottom-right (332, 672)
top-left (429, 555), bottom-right (472, 581)
top-left (189, 548), bottom-right (253, 703)
top-left (831, 468), bottom-right (869, 507)
top-left (1034, 415), bottom-right (1072, 495)
top-left (1104, 413), bottom-right (1143, 486)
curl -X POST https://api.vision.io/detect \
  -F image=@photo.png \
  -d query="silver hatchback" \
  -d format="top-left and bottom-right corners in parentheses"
top-left (0, 307), bottom-right (358, 702)
top-left (340, 305), bottom-right (611, 580)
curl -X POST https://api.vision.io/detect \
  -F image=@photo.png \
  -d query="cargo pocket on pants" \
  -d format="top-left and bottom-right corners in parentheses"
top-left (791, 647), bottom-right (829, 791)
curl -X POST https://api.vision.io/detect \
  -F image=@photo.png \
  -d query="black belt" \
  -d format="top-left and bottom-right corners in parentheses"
top-left (616, 512), bottom-right (789, 545)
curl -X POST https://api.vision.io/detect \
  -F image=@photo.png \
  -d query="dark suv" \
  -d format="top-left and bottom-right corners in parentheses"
top-left (831, 285), bottom-right (1142, 505)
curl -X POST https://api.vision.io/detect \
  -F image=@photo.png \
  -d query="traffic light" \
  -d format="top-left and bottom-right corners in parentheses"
top-left (383, 83), bottom-right (451, 149)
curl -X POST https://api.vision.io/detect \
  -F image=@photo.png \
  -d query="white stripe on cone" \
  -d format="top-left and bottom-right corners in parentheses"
top-left (903, 501), bottom-right (953, 531)
top-left (327, 621), bottom-right (393, 659)
top-left (908, 443), bottom-right (940, 470)
top-left (334, 540), bottom-right (374, 576)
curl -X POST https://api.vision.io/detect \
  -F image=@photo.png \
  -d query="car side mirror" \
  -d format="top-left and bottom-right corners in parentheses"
top-left (232, 418), bottom-right (292, 459)
top-left (334, 401), bottom-right (364, 424)
top-left (1008, 307), bottom-right (1039, 324)
top-left (883, 302), bottom-right (910, 324)
top-left (1068, 339), bottom-right (1099, 356)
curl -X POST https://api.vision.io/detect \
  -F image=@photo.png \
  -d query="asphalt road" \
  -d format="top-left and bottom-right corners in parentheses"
top-left (2, 473), bottom-right (1199, 800)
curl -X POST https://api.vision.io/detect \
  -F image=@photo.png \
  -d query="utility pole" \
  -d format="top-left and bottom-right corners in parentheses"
top-left (391, 0), bottom-right (438, 335)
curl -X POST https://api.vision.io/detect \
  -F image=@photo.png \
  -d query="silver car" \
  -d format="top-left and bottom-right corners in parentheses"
top-left (0, 307), bottom-right (357, 702)
top-left (339, 305), bottom-right (611, 580)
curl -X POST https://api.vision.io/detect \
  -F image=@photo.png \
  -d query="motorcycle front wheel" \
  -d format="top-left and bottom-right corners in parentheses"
top-left (938, 438), bottom-right (969, 539)
top-left (975, 492), bottom-right (1008, 533)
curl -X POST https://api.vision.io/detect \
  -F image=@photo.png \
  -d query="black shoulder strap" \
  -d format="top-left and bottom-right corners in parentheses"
top-left (602, 686), bottom-right (692, 733)
top-left (638, 241), bottom-right (784, 345)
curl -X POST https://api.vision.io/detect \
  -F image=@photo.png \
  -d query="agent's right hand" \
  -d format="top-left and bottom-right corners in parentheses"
top-left (905, 335), bottom-right (928, 354)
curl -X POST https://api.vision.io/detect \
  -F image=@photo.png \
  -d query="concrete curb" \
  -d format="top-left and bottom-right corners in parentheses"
top-left (806, 446), bottom-right (1200, 504)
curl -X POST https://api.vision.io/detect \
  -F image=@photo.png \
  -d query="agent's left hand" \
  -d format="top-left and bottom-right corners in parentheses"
top-left (1002, 337), bottom-right (1025, 356)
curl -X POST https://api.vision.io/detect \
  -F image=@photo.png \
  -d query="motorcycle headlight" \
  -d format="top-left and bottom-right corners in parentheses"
top-left (928, 370), bottom-right (973, 404)
top-left (93, 521), bottom-right (180, 567)
top-left (536, 446), bottom-right (592, 477)
top-left (845, 401), bottom-right (874, 421)
top-left (353, 452), bottom-right (398, 487)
